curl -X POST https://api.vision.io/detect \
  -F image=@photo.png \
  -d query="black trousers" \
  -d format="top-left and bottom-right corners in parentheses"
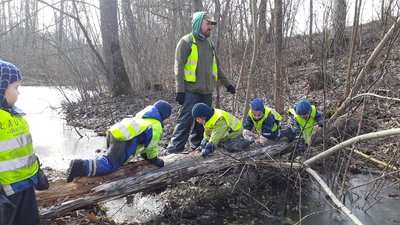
top-left (1, 187), bottom-right (40, 225)
top-left (168, 91), bottom-right (212, 152)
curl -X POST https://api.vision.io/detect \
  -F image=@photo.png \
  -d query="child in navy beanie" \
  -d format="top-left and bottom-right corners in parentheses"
top-left (243, 98), bottom-right (294, 145)
top-left (0, 59), bottom-right (41, 225)
top-left (66, 100), bottom-right (172, 183)
top-left (191, 103), bottom-right (249, 157)
top-left (0, 60), bottom-right (23, 110)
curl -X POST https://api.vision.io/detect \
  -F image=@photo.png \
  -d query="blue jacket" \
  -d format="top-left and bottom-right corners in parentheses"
top-left (243, 112), bottom-right (280, 139)
top-left (125, 106), bottom-right (164, 159)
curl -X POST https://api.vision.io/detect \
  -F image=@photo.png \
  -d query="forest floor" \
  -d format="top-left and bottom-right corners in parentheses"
top-left (41, 21), bottom-right (400, 224)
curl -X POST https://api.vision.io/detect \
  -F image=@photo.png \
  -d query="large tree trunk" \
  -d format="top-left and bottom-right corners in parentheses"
top-left (100, 0), bottom-right (133, 96)
top-left (37, 143), bottom-right (291, 219)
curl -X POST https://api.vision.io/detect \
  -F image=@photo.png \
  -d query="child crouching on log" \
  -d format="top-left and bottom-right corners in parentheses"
top-left (66, 100), bottom-right (172, 183)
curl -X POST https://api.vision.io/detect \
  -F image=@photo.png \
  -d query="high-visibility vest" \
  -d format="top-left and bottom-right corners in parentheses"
top-left (184, 35), bottom-right (218, 82)
top-left (108, 115), bottom-right (163, 160)
top-left (288, 105), bottom-right (317, 144)
top-left (204, 109), bottom-right (242, 132)
top-left (108, 117), bottom-right (162, 142)
top-left (249, 106), bottom-right (282, 134)
top-left (0, 110), bottom-right (38, 185)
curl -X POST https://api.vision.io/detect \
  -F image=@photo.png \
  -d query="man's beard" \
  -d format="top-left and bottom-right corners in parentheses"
top-left (202, 29), bottom-right (211, 37)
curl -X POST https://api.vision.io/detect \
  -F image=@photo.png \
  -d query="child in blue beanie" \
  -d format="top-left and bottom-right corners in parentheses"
top-left (0, 60), bottom-right (41, 225)
top-left (243, 98), bottom-right (294, 145)
top-left (288, 99), bottom-right (324, 153)
top-left (191, 103), bottom-right (250, 157)
top-left (66, 100), bottom-right (172, 183)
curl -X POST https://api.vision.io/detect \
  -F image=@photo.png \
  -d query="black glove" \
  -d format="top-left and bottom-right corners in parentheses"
top-left (140, 153), bottom-right (148, 160)
top-left (176, 92), bottom-right (186, 105)
top-left (200, 139), bottom-right (208, 149)
top-left (35, 158), bottom-right (49, 191)
top-left (201, 142), bottom-right (215, 157)
top-left (226, 85), bottom-right (236, 94)
top-left (149, 157), bottom-right (165, 168)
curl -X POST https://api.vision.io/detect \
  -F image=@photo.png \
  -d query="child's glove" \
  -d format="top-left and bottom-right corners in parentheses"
top-left (242, 129), bottom-right (254, 143)
top-left (200, 139), bottom-right (208, 149)
top-left (259, 135), bottom-right (268, 145)
top-left (201, 142), bottom-right (215, 157)
top-left (149, 157), bottom-right (164, 168)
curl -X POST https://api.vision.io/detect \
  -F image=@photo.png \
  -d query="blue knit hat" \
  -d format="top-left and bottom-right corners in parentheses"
top-left (192, 103), bottom-right (213, 120)
top-left (294, 99), bottom-right (311, 115)
top-left (0, 60), bottom-right (22, 108)
top-left (251, 98), bottom-right (264, 112)
top-left (154, 100), bottom-right (172, 121)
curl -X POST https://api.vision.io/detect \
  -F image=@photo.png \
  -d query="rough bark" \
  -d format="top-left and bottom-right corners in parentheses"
top-left (273, 0), bottom-right (284, 113)
top-left (38, 143), bottom-right (291, 219)
top-left (100, 0), bottom-right (133, 95)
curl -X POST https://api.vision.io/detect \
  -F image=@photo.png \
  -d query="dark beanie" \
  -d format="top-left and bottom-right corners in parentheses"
top-left (0, 60), bottom-right (22, 108)
top-left (294, 99), bottom-right (311, 115)
top-left (251, 98), bottom-right (264, 111)
top-left (154, 100), bottom-right (172, 121)
top-left (192, 103), bottom-right (213, 120)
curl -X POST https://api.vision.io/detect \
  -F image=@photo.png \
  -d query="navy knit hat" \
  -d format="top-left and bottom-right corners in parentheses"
top-left (0, 60), bottom-right (22, 108)
top-left (192, 103), bottom-right (213, 120)
top-left (154, 100), bottom-right (172, 121)
top-left (294, 99), bottom-right (311, 115)
top-left (251, 98), bottom-right (264, 111)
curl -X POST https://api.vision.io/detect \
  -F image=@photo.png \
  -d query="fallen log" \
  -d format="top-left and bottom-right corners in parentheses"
top-left (38, 142), bottom-right (292, 219)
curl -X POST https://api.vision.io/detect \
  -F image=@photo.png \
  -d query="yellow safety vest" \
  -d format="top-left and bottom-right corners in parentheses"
top-left (0, 110), bottom-right (38, 185)
top-left (108, 110), bottom-right (163, 159)
top-left (204, 109), bottom-right (242, 131)
top-left (249, 106), bottom-right (282, 134)
top-left (184, 35), bottom-right (218, 82)
top-left (288, 105), bottom-right (317, 144)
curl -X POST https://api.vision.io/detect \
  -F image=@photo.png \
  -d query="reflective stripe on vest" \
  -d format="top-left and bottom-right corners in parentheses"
top-left (204, 109), bottom-right (242, 132)
top-left (108, 117), bottom-right (156, 141)
top-left (0, 110), bottom-right (39, 185)
top-left (288, 105), bottom-right (317, 144)
top-left (249, 107), bottom-right (282, 134)
top-left (184, 35), bottom-right (218, 82)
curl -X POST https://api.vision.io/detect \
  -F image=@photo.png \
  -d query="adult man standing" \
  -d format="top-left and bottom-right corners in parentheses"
top-left (167, 11), bottom-right (236, 154)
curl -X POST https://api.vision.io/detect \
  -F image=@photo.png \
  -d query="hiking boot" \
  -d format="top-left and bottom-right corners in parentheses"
top-left (66, 159), bottom-right (84, 183)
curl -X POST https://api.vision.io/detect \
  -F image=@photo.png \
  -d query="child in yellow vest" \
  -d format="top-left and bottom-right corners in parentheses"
top-left (288, 99), bottom-right (324, 153)
top-left (0, 60), bottom-right (40, 225)
top-left (243, 98), bottom-right (294, 145)
top-left (191, 103), bottom-right (250, 157)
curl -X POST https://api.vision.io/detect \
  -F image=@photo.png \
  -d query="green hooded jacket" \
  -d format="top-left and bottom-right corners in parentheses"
top-left (174, 11), bottom-right (232, 95)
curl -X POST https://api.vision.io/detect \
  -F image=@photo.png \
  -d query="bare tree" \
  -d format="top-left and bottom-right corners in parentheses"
top-left (100, 0), bottom-right (132, 95)
top-left (242, 0), bottom-right (260, 121)
top-left (309, 0), bottom-right (313, 54)
top-left (344, 0), bottom-right (362, 98)
top-left (331, 0), bottom-right (347, 51)
top-left (274, 0), bottom-right (284, 113)
top-left (193, 0), bottom-right (204, 12)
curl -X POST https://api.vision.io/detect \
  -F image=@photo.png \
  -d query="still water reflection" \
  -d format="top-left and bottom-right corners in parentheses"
top-left (17, 86), bottom-right (105, 170)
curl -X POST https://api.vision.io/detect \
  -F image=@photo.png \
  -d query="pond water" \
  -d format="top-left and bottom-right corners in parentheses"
top-left (17, 86), bottom-right (106, 170)
top-left (19, 86), bottom-right (400, 224)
